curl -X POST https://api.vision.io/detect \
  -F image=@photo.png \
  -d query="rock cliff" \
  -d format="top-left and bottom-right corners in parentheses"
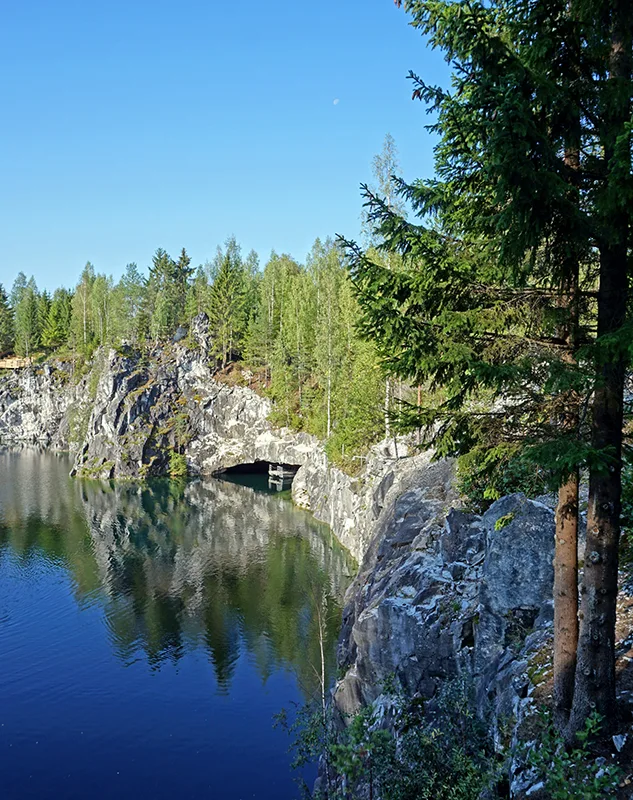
top-left (0, 325), bottom-right (432, 564)
top-left (334, 482), bottom-right (556, 747)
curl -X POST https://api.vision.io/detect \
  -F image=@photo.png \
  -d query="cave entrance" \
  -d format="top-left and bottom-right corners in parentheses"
top-left (218, 461), bottom-right (301, 492)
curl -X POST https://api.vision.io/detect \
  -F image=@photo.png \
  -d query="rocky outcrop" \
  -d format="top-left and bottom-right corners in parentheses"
top-left (334, 487), bottom-right (557, 768)
top-left (0, 323), bottom-right (434, 563)
top-left (0, 362), bottom-right (88, 450)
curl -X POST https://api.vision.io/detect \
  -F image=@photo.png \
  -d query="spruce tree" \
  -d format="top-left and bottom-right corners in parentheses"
top-left (184, 266), bottom-right (209, 325)
top-left (349, 0), bottom-right (632, 734)
top-left (207, 238), bottom-right (250, 367)
top-left (0, 284), bottom-right (14, 355)
top-left (173, 248), bottom-right (194, 324)
top-left (118, 263), bottom-right (147, 343)
top-left (37, 290), bottom-right (51, 345)
top-left (42, 288), bottom-right (72, 350)
top-left (147, 248), bottom-right (177, 340)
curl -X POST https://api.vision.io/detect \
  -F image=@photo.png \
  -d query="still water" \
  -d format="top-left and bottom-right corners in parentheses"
top-left (0, 449), bottom-right (351, 800)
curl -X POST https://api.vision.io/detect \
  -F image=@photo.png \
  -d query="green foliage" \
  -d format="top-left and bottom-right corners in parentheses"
top-left (14, 276), bottom-right (40, 357)
top-left (145, 247), bottom-right (194, 340)
top-left (619, 458), bottom-right (633, 566)
top-left (0, 283), bottom-right (14, 355)
top-left (207, 237), bottom-right (254, 367)
top-left (184, 265), bottom-right (209, 325)
top-left (280, 678), bottom-right (498, 800)
top-left (168, 450), bottom-right (188, 479)
top-left (457, 445), bottom-right (548, 511)
top-left (526, 711), bottom-right (620, 799)
top-left (42, 288), bottom-right (72, 350)
top-left (244, 240), bottom-right (385, 464)
top-left (494, 513), bottom-right (515, 531)
top-left (70, 262), bottom-right (96, 355)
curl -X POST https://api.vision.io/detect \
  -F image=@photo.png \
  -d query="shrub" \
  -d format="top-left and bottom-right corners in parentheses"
top-left (457, 444), bottom-right (548, 511)
top-left (168, 450), bottom-right (188, 479)
top-left (279, 678), bottom-right (499, 800)
top-left (524, 711), bottom-right (620, 800)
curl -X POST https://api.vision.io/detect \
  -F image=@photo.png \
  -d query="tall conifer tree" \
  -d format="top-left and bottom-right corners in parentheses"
top-left (0, 284), bottom-right (14, 355)
top-left (348, 0), bottom-right (633, 734)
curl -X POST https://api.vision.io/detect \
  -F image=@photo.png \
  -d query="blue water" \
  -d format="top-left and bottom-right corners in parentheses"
top-left (0, 449), bottom-right (350, 800)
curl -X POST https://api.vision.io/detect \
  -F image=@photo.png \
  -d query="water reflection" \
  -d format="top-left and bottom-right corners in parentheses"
top-left (0, 448), bottom-right (352, 695)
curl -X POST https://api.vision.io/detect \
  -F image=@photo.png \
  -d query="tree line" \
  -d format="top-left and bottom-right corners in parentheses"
top-left (0, 237), bottom-right (389, 470)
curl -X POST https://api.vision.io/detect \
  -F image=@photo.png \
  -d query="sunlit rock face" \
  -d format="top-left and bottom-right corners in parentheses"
top-left (334, 488), bottom-right (556, 756)
top-left (0, 363), bottom-right (87, 449)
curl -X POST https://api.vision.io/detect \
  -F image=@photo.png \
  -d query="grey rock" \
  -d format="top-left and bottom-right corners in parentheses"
top-left (334, 483), bottom-right (557, 778)
top-left (172, 325), bottom-right (188, 343)
top-left (0, 362), bottom-right (88, 451)
top-left (481, 494), bottom-right (555, 614)
top-left (190, 312), bottom-right (210, 355)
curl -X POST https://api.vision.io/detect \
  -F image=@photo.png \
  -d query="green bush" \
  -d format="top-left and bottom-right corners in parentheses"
top-left (525, 710), bottom-right (620, 799)
top-left (457, 444), bottom-right (549, 511)
top-left (279, 678), bottom-right (499, 800)
top-left (168, 450), bottom-right (188, 479)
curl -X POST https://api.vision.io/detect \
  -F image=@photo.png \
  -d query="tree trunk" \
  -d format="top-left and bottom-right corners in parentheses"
top-left (554, 471), bottom-right (579, 726)
top-left (569, 0), bottom-right (631, 734)
top-left (554, 90), bottom-right (582, 728)
top-left (569, 247), bottom-right (628, 732)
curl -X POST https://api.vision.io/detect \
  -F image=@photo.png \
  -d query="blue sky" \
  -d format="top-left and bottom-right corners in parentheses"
top-left (1, 0), bottom-right (447, 292)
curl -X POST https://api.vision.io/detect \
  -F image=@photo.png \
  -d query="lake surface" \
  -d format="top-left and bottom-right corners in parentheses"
top-left (0, 449), bottom-right (352, 800)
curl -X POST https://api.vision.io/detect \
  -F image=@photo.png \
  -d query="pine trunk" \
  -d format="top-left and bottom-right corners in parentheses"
top-left (568, 8), bottom-right (631, 736)
top-left (554, 471), bottom-right (579, 725)
top-left (554, 109), bottom-right (582, 728)
top-left (569, 247), bottom-right (628, 732)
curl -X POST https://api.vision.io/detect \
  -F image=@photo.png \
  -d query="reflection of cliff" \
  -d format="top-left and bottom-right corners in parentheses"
top-left (0, 449), bottom-right (352, 695)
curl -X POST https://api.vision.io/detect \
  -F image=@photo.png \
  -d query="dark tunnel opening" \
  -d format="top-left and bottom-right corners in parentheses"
top-left (217, 461), bottom-right (301, 492)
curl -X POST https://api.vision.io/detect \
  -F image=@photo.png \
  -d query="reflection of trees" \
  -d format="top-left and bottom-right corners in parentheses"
top-left (0, 449), bottom-right (352, 696)
top-left (0, 448), bottom-right (102, 598)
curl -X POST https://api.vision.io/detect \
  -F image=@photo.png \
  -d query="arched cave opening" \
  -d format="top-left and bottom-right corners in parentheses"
top-left (218, 461), bottom-right (301, 492)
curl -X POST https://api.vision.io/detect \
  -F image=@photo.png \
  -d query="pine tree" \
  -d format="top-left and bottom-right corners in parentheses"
top-left (42, 288), bottom-right (72, 350)
top-left (0, 284), bottom-right (14, 355)
top-left (350, 0), bottom-right (632, 734)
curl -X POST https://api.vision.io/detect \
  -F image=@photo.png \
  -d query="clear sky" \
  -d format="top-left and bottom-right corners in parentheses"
top-left (1, 0), bottom-right (447, 292)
